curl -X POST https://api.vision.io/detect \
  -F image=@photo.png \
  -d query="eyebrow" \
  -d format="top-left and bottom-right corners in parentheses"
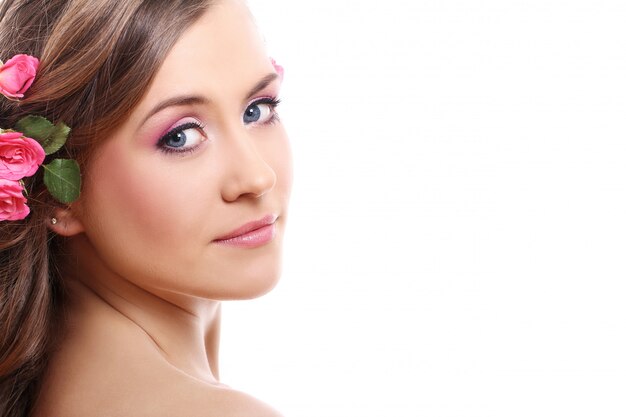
top-left (246, 73), bottom-right (279, 100)
top-left (142, 96), bottom-right (208, 123)
top-left (142, 73), bottom-right (279, 123)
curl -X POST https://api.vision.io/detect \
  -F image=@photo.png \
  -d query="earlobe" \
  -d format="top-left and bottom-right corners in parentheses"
top-left (47, 206), bottom-right (85, 237)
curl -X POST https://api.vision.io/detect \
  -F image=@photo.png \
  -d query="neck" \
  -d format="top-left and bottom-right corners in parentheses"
top-left (60, 235), bottom-right (222, 384)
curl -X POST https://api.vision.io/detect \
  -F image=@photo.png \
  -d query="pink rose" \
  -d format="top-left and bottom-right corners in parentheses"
top-left (0, 131), bottom-right (45, 180)
top-left (270, 57), bottom-right (284, 81)
top-left (0, 179), bottom-right (29, 221)
top-left (0, 54), bottom-right (39, 100)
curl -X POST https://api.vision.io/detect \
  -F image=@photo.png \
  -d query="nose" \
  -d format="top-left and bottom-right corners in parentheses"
top-left (220, 129), bottom-right (277, 202)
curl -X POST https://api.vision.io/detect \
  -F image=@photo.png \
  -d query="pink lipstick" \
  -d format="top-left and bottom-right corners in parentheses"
top-left (213, 214), bottom-right (277, 248)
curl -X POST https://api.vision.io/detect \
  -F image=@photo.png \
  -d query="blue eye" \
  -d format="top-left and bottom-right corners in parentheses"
top-left (157, 122), bottom-right (206, 154)
top-left (243, 97), bottom-right (281, 125)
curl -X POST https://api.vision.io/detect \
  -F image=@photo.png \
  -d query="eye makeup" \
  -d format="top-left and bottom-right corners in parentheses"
top-left (145, 92), bottom-right (282, 157)
top-left (155, 117), bottom-right (208, 156)
top-left (243, 96), bottom-right (281, 126)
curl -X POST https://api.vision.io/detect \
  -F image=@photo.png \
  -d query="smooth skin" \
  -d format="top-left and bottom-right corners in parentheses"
top-left (32, 1), bottom-right (292, 415)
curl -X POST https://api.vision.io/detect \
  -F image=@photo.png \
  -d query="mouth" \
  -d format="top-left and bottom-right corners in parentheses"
top-left (213, 214), bottom-right (278, 248)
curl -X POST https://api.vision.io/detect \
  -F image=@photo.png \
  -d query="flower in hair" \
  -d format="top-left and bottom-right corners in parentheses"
top-left (0, 178), bottom-right (30, 220)
top-left (0, 54), bottom-right (81, 221)
top-left (270, 57), bottom-right (284, 81)
top-left (0, 130), bottom-right (46, 180)
top-left (0, 54), bottom-right (39, 100)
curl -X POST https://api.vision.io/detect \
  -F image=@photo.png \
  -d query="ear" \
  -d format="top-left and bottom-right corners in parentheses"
top-left (48, 206), bottom-right (85, 237)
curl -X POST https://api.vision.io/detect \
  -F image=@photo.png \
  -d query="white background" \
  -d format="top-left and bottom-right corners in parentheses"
top-left (222, 1), bottom-right (626, 416)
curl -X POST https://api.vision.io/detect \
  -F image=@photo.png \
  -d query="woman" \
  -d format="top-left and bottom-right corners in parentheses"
top-left (0, 0), bottom-right (292, 415)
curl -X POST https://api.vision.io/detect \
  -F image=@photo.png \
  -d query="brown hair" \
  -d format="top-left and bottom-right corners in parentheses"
top-left (0, 0), bottom-right (211, 415)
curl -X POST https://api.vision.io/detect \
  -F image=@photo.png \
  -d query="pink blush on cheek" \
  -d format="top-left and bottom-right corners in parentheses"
top-left (86, 134), bottom-right (181, 236)
top-left (98, 157), bottom-right (190, 243)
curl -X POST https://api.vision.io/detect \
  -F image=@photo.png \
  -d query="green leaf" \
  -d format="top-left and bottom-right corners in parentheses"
top-left (15, 115), bottom-right (54, 142)
top-left (15, 116), bottom-right (71, 155)
top-left (43, 159), bottom-right (81, 204)
top-left (43, 122), bottom-right (71, 155)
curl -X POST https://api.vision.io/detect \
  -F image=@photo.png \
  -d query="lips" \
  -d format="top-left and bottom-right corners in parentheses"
top-left (213, 214), bottom-right (278, 248)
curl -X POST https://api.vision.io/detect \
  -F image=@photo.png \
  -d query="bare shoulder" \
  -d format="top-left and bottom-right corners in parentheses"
top-left (129, 378), bottom-right (285, 417)
top-left (32, 305), bottom-right (282, 417)
top-left (35, 372), bottom-right (282, 417)
top-left (165, 384), bottom-right (285, 417)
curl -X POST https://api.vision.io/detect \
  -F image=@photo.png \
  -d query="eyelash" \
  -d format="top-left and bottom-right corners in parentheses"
top-left (157, 121), bottom-right (206, 156)
top-left (156, 96), bottom-right (282, 156)
top-left (249, 96), bottom-right (282, 126)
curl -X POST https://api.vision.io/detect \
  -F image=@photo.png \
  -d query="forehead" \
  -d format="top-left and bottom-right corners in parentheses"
top-left (135, 0), bottom-right (268, 111)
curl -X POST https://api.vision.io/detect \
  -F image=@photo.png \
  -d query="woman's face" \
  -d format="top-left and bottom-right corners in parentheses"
top-left (69, 0), bottom-right (292, 300)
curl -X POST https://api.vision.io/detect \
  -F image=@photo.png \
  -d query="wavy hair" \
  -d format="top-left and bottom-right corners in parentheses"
top-left (0, 0), bottom-right (211, 415)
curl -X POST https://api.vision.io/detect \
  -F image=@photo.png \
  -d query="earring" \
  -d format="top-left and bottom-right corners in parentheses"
top-left (50, 217), bottom-right (58, 225)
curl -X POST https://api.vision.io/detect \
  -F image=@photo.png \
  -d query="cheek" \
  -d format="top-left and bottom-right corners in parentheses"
top-left (85, 154), bottom-right (173, 238)
top-left (77, 140), bottom-right (218, 279)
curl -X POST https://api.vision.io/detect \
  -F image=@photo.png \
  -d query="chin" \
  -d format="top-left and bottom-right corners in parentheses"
top-left (195, 237), bottom-right (286, 300)
top-left (229, 264), bottom-right (283, 300)
top-left (224, 238), bottom-right (286, 300)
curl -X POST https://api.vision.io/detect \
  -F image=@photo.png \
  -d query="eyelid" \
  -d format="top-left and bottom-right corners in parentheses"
top-left (246, 95), bottom-right (280, 107)
top-left (157, 117), bottom-right (205, 140)
top-left (245, 96), bottom-right (282, 115)
top-left (156, 117), bottom-right (207, 155)
top-left (243, 96), bottom-right (281, 126)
